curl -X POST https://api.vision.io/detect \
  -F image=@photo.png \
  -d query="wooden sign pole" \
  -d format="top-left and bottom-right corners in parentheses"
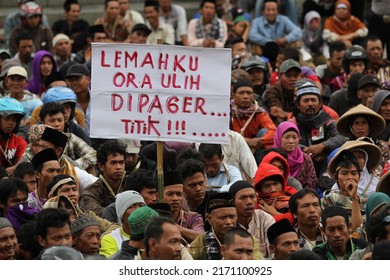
top-left (156, 39), bottom-right (164, 202)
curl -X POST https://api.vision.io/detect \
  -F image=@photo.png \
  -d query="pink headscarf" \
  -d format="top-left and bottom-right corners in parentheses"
top-left (273, 121), bottom-right (304, 178)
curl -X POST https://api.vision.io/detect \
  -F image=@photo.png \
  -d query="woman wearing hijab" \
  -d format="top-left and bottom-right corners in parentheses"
top-left (302, 10), bottom-right (326, 66)
top-left (336, 104), bottom-right (388, 174)
top-left (273, 121), bottom-right (317, 190)
top-left (323, 0), bottom-right (368, 47)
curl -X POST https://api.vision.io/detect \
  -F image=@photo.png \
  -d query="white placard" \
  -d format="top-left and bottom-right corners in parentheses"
top-left (90, 43), bottom-right (231, 144)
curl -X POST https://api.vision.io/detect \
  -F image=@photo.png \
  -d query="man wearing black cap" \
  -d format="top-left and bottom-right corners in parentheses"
top-left (356, 74), bottom-right (381, 108)
top-left (162, 170), bottom-right (204, 243)
top-left (128, 24), bottom-right (151, 44)
top-left (189, 192), bottom-right (237, 260)
top-left (266, 218), bottom-right (299, 260)
top-left (313, 206), bottom-right (366, 260)
top-left (229, 180), bottom-right (274, 258)
top-left (35, 126), bottom-right (98, 194)
top-left (65, 63), bottom-right (91, 135)
top-left (144, 0), bottom-right (175, 45)
top-left (230, 78), bottom-right (276, 163)
top-left (28, 148), bottom-right (62, 210)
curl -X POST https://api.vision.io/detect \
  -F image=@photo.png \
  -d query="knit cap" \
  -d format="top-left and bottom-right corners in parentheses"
top-left (0, 217), bottom-right (13, 229)
top-left (71, 215), bottom-right (99, 234)
top-left (115, 191), bottom-right (145, 225)
top-left (127, 206), bottom-right (159, 240)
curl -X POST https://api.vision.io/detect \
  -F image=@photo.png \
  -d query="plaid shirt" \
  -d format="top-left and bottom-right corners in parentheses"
top-left (295, 224), bottom-right (326, 250)
top-left (64, 133), bottom-right (96, 170)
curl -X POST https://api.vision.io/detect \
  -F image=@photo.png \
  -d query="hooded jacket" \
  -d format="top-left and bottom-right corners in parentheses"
top-left (253, 162), bottom-right (296, 224)
top-left (261, 151), bottom-right (303, 190)
top-left (371, 90), bottom-right (390, 141)
top-left (26, 50), bottom-right (57, 96)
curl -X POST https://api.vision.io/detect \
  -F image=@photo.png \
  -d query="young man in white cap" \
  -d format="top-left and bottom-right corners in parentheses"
top-left (52, 34), bottom-right (75, 68)
top-left (5, 65), bottom-right (42, 124)
top-left (99, 190), bottom-right (145, 257)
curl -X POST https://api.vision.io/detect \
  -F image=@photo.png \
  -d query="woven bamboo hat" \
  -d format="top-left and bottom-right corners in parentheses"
top-left (327, 138), bottom-right (382, 177)
top-left (376, 171), bottom-right (390, 197)
top-left (336, 104), bottom-right (386, 139)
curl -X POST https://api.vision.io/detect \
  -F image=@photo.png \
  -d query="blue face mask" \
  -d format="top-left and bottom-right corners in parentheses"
top-left (6, 201), bottom-right (39, 231)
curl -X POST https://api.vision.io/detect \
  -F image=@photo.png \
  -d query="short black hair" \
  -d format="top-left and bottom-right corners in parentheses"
top-left (200, 0), bottom-right (216, 9)
top-left (288, 249), bottom-right (321, 260)
top-left (177, 159), bottom-right (205, 180)
top-left (199, 143), bottom-right (222, 160)
top-left (321, 206), bottom-right (349, 228)
top-left (279, 47), bottom-right (300, 63)
top-left (0, 177), bottom-right (28, 207)
top-left (16, 31), bottom-right (34, 47)
top-left (17, 220), bottom-right (41, 259)
top-left (223, 227), bottom-right (253, 247)
top-left (176, 148), bottom-right (205, 167)
top-left (35, 208), bottom-right (70, 241)
top-left (289, 188), bottom-right (321, 217)
top-left (97, 139), bottom-right (127, 164)
top-left (39, 102), bottom-right (65, 122)
top-left (224, 37), bottom-right (244, 49)
top-left (144, 216), bottom-right (176, 257)
top-left (262, 0), bottom-right (278, 11)
top-left (13, 161), bottom-right (35, 179)
top-left (363, 35), bottom-right (382, 49)
top-left (329, 40), bottom-right (346, 57)
top-left (124, 168), bottom-right (157, 192)
top-left (64, 0), bottom-right (79, 12)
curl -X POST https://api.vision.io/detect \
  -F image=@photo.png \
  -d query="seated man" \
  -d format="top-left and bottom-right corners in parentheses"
top-left (187, 0), bottom-right (228, 48)
top-left (313, 206), bottom-right (367, 259)
top-left (289, 188), bottom-right (325, 250)
top-left (249, 0), bottom-right (301, 49)
top-left (290, 80), bottom-right (345, 177)
top-left (162, 170), bottom-right (204, 244)
top-left (266, 218), bottom-right (300, 260)
top-left (221, 227), bottom-right (254, 260)
top-left (144, 0), bottom-right (175, 45)
top-left (0, 218), bottom-right (18, 260)
top-left (198, 143), bottom-right (242, 192)
top-left (230, 78), bottom-right (276, 163)
top-left (81, 140), bottom-right (126, 216)
top-left (229, 180), bottom-right (275, 257)
top-left (323, 0), bottom-right (368, 48)
top-left (189, 192), bottom-right (262, 260)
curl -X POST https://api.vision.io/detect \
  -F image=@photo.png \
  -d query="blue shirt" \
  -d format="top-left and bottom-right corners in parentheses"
top-left (249, 15), bottom-right (302, 46)
top-left (207, 163), bottom-right (243, 192)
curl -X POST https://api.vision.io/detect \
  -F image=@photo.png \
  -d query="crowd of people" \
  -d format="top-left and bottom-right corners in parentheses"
top-left (0, 0), bottom-right (390, 261)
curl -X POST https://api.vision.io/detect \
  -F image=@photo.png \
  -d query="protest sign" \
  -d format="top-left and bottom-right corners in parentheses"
top-left (90, 43), bottom-right (231, 143)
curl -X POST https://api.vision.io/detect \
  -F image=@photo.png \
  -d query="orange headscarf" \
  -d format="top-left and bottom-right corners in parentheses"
top-left (324, 0), bottom-right (366, 36)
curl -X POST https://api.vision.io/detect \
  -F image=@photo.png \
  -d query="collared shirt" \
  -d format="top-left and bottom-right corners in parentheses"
top-left (208, 163), bottom-right (243, 192)
top-left (296, 225), bottom-right (326, 251)
top-left (146, 18), bottom-right (175, 45)
top-left (160, 4), bottom-right (188, 43)
top-left (249, 15), bottom-right (302, 46)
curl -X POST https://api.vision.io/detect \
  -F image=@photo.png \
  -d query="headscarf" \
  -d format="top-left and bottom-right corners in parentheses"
top-left (302, 11), bottom-right (323, 53)
top-left (273, 121), bottom-right (304, 178)
top-left (324, 0), bottom-right (366, 36)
